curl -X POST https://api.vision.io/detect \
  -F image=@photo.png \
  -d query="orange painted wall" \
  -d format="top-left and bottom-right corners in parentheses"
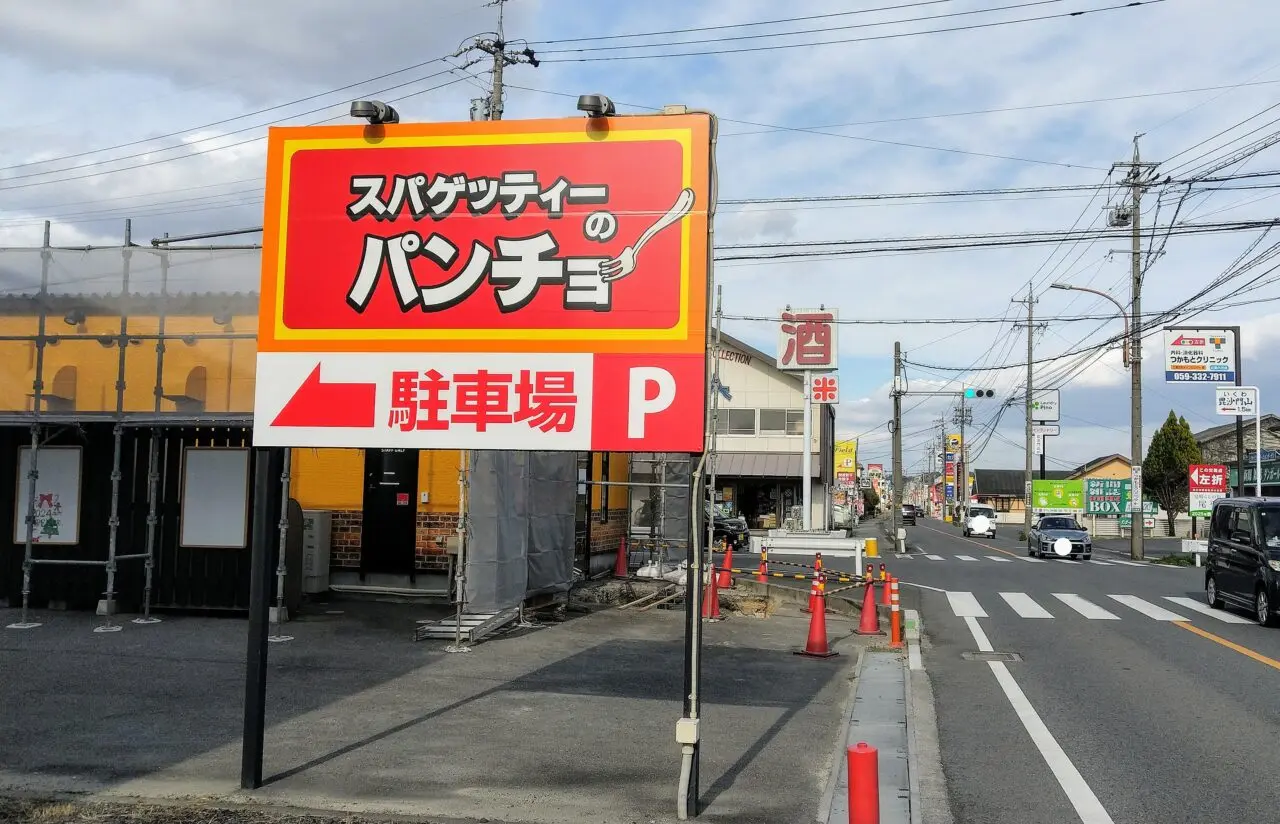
top-left (289, 447), bottom-right (463, 513)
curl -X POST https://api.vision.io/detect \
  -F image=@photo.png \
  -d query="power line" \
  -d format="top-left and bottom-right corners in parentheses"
top-left (525, 0), bottom-right (950, 44)
top-left (537, 1), bottom-right (1166, 63)
top-left (537, 0), bottom-right (1069, 54)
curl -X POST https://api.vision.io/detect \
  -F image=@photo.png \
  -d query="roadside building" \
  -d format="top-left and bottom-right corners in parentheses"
top-left (1193, 414), bottom-right (1280, 495)
top-left (0, 245), bottom-right (631, 614)
top-left (638, 333), bottom-right (835, 533)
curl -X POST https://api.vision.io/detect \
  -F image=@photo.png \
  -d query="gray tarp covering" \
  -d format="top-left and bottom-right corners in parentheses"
top-left (465, 450), bottom-right (576, 613)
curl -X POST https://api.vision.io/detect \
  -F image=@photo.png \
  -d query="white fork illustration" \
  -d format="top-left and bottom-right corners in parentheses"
top-left (598, 187), bottom-right (696, 282)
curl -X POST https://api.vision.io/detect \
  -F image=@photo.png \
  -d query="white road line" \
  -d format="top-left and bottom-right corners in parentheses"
top-left (947, 591), bottom-right (988, 618)
top-left (958, 615), bottom-right (1118, 824)
top-left (1163, 596), bottom-right (1253, 624)
top-left (985, 556), bottom-right (1014, 563)
top-left (1107, 594), bottom-right (1190, 621)
top-left (987, 662), bottom-right (1117, 824)
top-left (963, 616), bottom-right (994, 651)
top-left (1020, 556), bottom-right (1046, 563)
top-left (924, 554), bottom-right (945, 561)
top-left (1087, 560), bottom-right (1115, 566)
top-left (1052, 593), bottom-right (1120, 620)
top-left (955, 554), bottom-right (979, 562)
top-left (1000, 592), bottom-right (1054, 618)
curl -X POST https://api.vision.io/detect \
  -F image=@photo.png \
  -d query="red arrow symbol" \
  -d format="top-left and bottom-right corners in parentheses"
top-left (272, 364), bottom-right (376, 428)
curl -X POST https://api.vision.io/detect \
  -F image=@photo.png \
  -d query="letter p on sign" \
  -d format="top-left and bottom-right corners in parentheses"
top-left (628, 367), bottom-right (676, 438)
top-left (590, 353), bottom-right (705, 452)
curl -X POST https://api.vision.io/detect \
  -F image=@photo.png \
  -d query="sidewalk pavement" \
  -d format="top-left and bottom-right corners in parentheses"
top-left (0, 591), bottom-right (898, 824)
top-left (1091, 536), bottom-right (1186, 558)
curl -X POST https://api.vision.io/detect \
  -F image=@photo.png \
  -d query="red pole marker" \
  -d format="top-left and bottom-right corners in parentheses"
top-left (847, 742), bottom-right (880, 824)
top-left (702, 563), bottom-right (722, 621)
top-left (890, 578), bottom-right (903, 649)
top-left (614, 536), bottom-right (628, 578)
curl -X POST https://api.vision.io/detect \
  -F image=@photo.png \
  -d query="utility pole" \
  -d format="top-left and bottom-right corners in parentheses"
top-left (462, 0), bottom-right (539, 122)
top-left (1116, 136), bottom-right (1158, 560)
top-left (1014, 286), bottom-right (1037, 539)
top-left (892, 342), bottom-right (904, 552)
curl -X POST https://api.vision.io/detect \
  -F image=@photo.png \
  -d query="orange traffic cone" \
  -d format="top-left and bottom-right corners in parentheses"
top-left (614, 536), bottom-right (628, 578)
top-left (718, 543), bottom-right (734, 589)
top-left (702, 564), bottom-right (722, 620)
top-left (856, 578), bottom-right (882, 635)
top-left (796, 572), bottom-right (838, 658)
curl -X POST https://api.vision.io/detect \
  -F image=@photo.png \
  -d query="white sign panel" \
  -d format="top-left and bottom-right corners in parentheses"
top-left (13, 446), bottom-right (82, 545)
top-left (1030, 389), bottom-right (1061, 422)
top-left (1031, 424), bottom-right (1060, 436)
top-left (1215, 385), bottom-right (1257, 416)
top-left (1130, 465), bottom-right (1143, 512)
top-left (1033, 434), bottom-right (1044, 455)
top-left (777, 307), bottom-right (838, 371)
top-left (1164, 328), bottom-right (1236, 383)
top-left (254, 352), bottom-right (596, 450)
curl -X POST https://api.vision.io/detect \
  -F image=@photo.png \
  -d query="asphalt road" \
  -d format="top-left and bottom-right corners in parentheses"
top-left (890, 517), bottom-right (1280, 824)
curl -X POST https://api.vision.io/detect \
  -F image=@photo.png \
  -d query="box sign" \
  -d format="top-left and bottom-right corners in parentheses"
top-left (1164, 328), bottom-right (1236, 383)
top-left (1084, 478), bottom-right (1129, 515)
top-left (1031, 479), bottom-right (1084, 511)
top-left (777, 308), bottom-right (838, 370)
top-left (251, 115), bottom-right (714, 451)
top-left (1189, 463), bottom-right (1229, 517)
top-left (1030, 389), bottom-right (1061, 422)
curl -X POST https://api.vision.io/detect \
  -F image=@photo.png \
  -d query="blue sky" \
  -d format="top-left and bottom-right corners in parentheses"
top-left (1, 0), bottom-right (1278, 476)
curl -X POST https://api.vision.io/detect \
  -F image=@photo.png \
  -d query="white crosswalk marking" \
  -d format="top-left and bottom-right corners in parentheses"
top-left (946, 591), bottom-right (988, 618)
top-left (1052, 593), bottom-right (1120, 620)
top-left (1163, 596), bottom-right (1253, 624)
top-left (1107, 594), bottom-right (1189, 621)
top-left (985, 556), bottom-right (1014, 563)
top-left (1000, 592), bottom-right (1053, 618)
top-left (925, 554), bottom-right (945, 561)
top-left (1087, 560), bottom-right (1114, 566)
top-left (1020, 556), bottom-right (1046, 563)
top-left (955, 555), bottom-right (979, 562)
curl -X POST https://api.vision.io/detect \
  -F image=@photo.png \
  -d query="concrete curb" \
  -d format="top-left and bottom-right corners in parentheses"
top-left (816, 647), bottom-right (865, 823)
top-left (901, 611), bottom-right (956, 824)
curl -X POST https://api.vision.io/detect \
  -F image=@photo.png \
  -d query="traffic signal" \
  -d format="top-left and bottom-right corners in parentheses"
top-left (964, 388), bottom-right (995, 399)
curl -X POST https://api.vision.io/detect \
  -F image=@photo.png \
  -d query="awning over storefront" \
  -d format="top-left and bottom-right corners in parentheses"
top-left (714, 452), bottom-right (821, 478)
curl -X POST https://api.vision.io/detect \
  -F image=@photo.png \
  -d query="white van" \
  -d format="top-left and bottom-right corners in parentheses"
top-left (963, 504), bottom-right (998, 538)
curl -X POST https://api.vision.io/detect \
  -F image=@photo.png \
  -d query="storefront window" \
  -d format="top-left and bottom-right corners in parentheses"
top-left (714, 409), bottom-right (756, 435)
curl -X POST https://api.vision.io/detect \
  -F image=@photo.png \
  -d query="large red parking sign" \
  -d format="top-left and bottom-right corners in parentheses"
top-left (252, 115), bottom-right (714, 452)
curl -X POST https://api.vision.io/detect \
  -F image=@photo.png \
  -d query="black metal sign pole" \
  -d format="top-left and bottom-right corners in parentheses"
top-left (242, 446), bottom-right (286, 790)
top-left (1232, 326), bottom-right (1245, 496)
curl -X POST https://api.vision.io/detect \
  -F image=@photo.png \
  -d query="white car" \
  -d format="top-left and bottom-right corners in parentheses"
top-left (963, 505), bottom-right (998, 538)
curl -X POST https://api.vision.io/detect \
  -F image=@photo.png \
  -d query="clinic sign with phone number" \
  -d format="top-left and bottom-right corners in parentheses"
top-left (1164, 328), bottom-right (1236, 383)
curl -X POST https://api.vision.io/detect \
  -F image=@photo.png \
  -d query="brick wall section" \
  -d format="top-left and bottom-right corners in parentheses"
top-left (328, 508), bottom-right (627, 571)
top-left (589, 509), bottom-right (630, 558)
top-left (326, 509), bottom-right (456, 570)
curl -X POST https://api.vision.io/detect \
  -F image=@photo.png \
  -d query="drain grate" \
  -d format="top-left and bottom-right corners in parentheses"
top-left (962, 651), bottom-right (1022, 662)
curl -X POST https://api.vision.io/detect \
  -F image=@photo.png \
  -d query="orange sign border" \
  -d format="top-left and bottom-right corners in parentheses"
top-left (256, 115), bottom-right (712, 354)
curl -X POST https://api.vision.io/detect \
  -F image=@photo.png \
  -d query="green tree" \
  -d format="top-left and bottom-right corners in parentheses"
top-left (1143, 410), bottom-right (1204, 533)
top-left (862, 487), bottom-right (880, 515)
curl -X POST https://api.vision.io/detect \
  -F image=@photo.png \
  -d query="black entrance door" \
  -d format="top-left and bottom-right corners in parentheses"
top-left (360, 448), bottom-right (419, 580)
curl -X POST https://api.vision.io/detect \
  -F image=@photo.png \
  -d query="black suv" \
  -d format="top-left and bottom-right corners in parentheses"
top-left (901, 504), bottom-right (918, 525)
top-left (1205, 497), bottom-right (1280, 626)
top-left (708, 504), bottom-right (749, 549)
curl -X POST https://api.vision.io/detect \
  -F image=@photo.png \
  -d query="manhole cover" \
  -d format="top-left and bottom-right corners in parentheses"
top-left (962, 651), bottom-right (1022, 662)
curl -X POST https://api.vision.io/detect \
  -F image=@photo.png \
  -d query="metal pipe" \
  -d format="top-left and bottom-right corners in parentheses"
top-left (13, 222), bottom-right (52, 630)
top-left (112, 553), bottom-right (151, 561)
top-left (272, 449), bottom-right (293, 632)
top-left (447, 450), bottom-right (471, 653)
top-left (27, 558), bottom-right (110, 566)
top-left (99, 223), bottom-right (132, 632)
top-left (149, 227), bottom-right (263, 246)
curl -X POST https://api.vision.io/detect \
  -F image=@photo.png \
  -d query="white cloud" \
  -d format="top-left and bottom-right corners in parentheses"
top-left (1, 0), bottom-right (1278, 473)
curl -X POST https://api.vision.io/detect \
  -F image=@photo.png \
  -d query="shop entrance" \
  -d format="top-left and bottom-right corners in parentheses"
top-left (360, 448), bottom-right (419, 580)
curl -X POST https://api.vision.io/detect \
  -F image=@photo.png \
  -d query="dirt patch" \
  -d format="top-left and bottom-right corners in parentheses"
top-left (0, 797), bottom-right (431, 824)
top-left (570, 577), bottom-right (670, 606)
top-left (720, 592), bottom-right (776, 618)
